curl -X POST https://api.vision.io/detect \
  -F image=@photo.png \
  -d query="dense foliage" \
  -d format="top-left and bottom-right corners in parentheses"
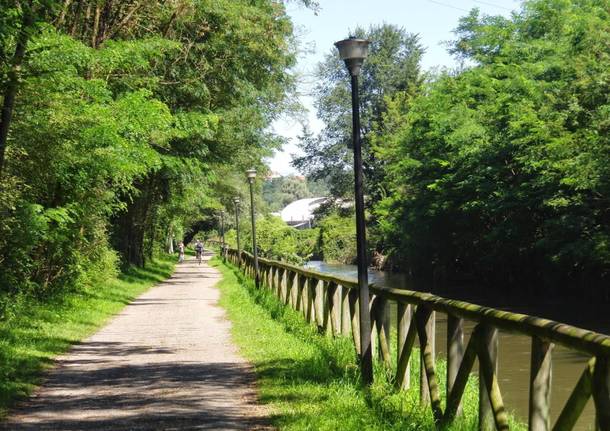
top-left (0, 1), bottom-right (302, 303)
top-left (373, 0), bottom-right (609, 292)
top-left (225, 215), bottom-right (319, 264)
top-left (316, 212), bottom-right (357, 264)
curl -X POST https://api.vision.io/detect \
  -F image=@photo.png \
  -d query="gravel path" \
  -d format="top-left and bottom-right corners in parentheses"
top-left (2, 254), bottom-right (270, 430)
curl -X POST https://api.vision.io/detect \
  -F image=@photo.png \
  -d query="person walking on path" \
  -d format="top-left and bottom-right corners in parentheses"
top-left (178, 241), bottom-right (185, 263)
top-left (1, 254), bottom-right (269, 430)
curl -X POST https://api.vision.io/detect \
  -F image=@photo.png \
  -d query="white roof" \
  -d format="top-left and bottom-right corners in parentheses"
top-left (280, 197), bottom-right (327, 224)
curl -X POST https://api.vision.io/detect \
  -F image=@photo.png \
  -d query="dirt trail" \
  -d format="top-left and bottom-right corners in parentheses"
top-left (2, 254), bottom-right (269, 430)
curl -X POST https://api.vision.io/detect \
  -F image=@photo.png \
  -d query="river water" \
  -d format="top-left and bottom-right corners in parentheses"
top-left (305, 261), bottom-right (606, 430)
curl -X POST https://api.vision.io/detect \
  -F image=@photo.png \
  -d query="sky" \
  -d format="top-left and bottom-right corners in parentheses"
top-left (266, 0), bottom-right (520, 175)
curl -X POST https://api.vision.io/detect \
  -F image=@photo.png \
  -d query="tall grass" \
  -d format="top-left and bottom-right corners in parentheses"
top-left (0, 255), bottom-right (176, 417)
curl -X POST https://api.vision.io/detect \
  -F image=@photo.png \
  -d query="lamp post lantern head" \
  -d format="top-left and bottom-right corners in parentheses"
top-left (334, 37), bottom-right (370, 76)
top-left (233, 197), bottom-right (240, 205)
top-left (246, 169), bottom-right (257, 182)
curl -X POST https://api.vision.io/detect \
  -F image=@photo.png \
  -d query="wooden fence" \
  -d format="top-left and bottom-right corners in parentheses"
top-left (219, 246), bottom-right (610, 431)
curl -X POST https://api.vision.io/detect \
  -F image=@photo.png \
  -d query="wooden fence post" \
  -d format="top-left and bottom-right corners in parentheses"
top-left (554, 358), bottom-right (595, 431)
top-left (593, 356), bottom-right (610, 431)
top-left (295, 273), bottom-right (304, 313)
top-left (329, 282), bottom-right (341, 336)
top-left (447, 315), bottom-right (464, 416)
top-left (529, 337), bottom-right (553, 431)
top-left (416, 306), bottom-right (442, 423)
top-left (290, 272), bottom-right (298, 308)
top-left (310, 278), bottom-right (319, 326)
top-left (285, 271), bottom-right (295, 306)
top-left (341, 285), bottom-right (351, 336)
top-left (396, 303), bottom-right (414, 390)
top-left (322, 282), bottom-right (334, 334)
top-left (269, 265), bottom-right (275, 291)
top-left (349, 289), bottom-right (361, 355)
top-left (369, 295), bottom-right (378, 361)
top-left (479, 325), bottom-right (499, 431)
top-left (314, 280), bottom-right (324, 330)
top-left (420, 310), bottom-right (436, 406)
top-left (375, 296), bottom-right (391, 367)
top-left (279, 268), bottom-right (287, 303)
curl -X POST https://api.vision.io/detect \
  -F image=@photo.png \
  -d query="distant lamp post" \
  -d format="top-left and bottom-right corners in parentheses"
top-left (220, 210), bottom-right (226, 259)
top-left (246, 169), bottom-right (260, 288)
top-left (335, 36), bottom-right (373, 385)
top-left (233, 197), bottom-right (241, 266)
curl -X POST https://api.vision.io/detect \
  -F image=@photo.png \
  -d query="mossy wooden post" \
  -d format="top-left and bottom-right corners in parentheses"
top-left (280, 268), bottom-right (288, 303)
top-left (260, 262), bottom-right (265, 286)
top-left (369, 295), bottom-right (378, 360)
top-left (309, 277), bottom-right (320, 326)
top-left (283, 269), bottom-right (290, 305)
top-left (443, 327), bottom-right (480, 426)
top-left (274, 267), bottom-right (280, 297)
top-left (529, 337), bottom-right (553, 431)
top-left (295, 273), bottom-right (304, 313)
top-left (593, 356), bottom-right (610, 431)
top-left (269, 266), bottom-right (276, 293)
top-left (285, 271), bottom-right (295, 307)
top-left (375, 296), bottom-right (391, 367)
top-left (341, 285), bottom-right (351, 336)
top-left (479, 325), bottom-right (499, 431)
top-left (420, 310), bottom-right (436, 406)
top-left (265, 264), bottom-right (271, 289)
top-left (290, 271), bottom-right (299, 308)
top-left (322, 281), bottom-right (332, 334)
top-left (314, 280), bottom-right (325, 330)
top-left (447, 314), bottom-right (464, 416)
top-left (396, 303), bottom-right (414, 390)
top-left (328, 282), bottom-right (341, 336)
top-left (271, 266), bottom-right (277, 296)
top-left (554, 358), bottom-right (594, 431)
top-left (349, 289), bottom-right (361, 355)
top-left (416, 305), bottom-right (442, 423)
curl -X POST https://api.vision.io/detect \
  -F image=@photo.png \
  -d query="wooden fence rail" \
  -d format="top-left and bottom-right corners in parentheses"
top-left (217, 246), bottom-right (610, 431)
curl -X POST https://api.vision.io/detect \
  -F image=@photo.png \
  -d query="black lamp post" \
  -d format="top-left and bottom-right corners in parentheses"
top-left (233, 197), bottom-right (241, 266)
top-left (220, 210), bottom-right (226, 259)
top-left (335, 36), bottom-right (373, 385)
top-left (246, 169), bottom-right (260, 288)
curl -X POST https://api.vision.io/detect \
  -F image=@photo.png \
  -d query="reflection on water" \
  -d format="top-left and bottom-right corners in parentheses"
top-left (305, 261), bottom-right (603, 430)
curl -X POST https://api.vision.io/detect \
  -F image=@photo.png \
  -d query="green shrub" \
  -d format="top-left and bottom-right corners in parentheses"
top-left (317, 213), bottom-right (357, 264)
top-left (226, 215), bottom-right (319, 264)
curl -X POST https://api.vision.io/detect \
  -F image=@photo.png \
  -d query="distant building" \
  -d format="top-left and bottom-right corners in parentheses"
top-left (280, 197), bottom-right (327, 229)
top-left (265, 171), bottom-right (282, 180)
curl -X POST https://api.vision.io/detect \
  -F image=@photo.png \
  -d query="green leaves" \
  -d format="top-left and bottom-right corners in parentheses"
top-left (1, 1), bottom-right (298, 293)
top-left (374, 0), bottom-right (610, 287)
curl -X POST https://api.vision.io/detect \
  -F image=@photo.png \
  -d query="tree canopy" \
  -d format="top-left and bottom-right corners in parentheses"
top-left (373, 0), bottom-right (609, 291)
top-left (0, 0), bottom-right (302, 297)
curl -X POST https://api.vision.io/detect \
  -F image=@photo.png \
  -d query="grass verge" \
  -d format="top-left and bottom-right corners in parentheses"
top-left (213, 257), bottom-right (528, 430)
top-left (0, 254), bottom-right (176, 417)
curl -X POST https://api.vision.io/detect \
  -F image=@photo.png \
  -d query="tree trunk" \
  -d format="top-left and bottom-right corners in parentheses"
top-left (0, 7), bottom-right (34, 176)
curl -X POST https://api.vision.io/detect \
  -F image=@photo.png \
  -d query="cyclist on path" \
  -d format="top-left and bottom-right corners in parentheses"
top-left (195, 239), bottom-right (204, 264)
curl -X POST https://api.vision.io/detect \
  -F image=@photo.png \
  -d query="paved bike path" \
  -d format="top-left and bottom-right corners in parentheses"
top-left (2, 255), bottom-right (269, 430)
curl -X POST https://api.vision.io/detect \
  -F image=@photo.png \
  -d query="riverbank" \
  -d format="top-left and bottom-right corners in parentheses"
top-left (212, 257), bottom-right (523, 430)
top-left (0, 255), bottom-right (176, 418)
